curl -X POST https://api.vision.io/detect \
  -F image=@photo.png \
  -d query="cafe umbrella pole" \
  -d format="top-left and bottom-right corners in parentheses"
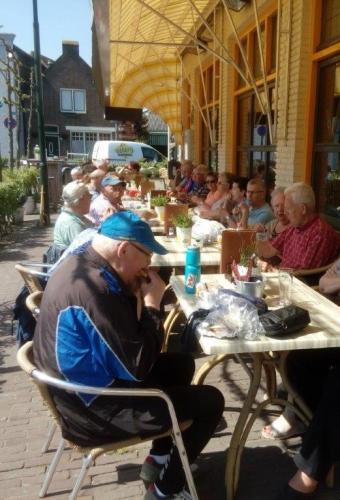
top-left (32, 0), bottom-right (50, 225)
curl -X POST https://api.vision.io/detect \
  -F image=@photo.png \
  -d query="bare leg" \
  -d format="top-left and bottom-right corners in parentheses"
top-left (288, 470), bottom-right (318, 494)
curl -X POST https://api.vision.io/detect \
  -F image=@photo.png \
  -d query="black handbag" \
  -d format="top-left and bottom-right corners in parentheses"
top-left (259, 305), bottom-right (311, 337)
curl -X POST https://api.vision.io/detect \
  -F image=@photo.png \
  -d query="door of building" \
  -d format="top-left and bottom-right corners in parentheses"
top-left (46, 135), bottom-right (60, 157)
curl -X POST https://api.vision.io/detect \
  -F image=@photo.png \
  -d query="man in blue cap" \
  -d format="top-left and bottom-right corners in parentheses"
top-left (34, 211), bottom-right (224, 500)
top-left (88, 175), bottom-right (126, 226)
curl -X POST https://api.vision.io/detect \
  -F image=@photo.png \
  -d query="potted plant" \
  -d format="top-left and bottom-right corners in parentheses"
top-left (152, 195), bottom-right (168, 221)
top-left (172, 213), bottom-right (194, 246)
top-left (232, 240), bottom-right (263, 297)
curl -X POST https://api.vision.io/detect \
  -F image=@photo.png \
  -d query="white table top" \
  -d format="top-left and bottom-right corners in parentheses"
top-left (170, 274), bottom-right (340, 355)
top-left (152, 237), bottom-right (221, 268)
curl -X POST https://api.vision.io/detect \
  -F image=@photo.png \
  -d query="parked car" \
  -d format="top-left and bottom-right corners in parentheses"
top-left (92, 140), bottom-right (166, 164)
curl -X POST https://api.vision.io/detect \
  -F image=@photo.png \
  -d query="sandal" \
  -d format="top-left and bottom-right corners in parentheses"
top-left (275, 483), bottom-right (317, 499)
top-left (261, 422), bottom-right (306, 440)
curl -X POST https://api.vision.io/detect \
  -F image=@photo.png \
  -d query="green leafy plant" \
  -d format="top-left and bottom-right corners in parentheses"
top-left (172, 213), bottom-right (194, 228)
top-left (152, 195), bottom-right (168, 207)
top-left (238, 239), bottom-right (256, 267)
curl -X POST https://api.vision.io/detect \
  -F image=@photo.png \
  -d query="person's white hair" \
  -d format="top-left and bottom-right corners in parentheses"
top-left (71, 166), bottom-right (83, 176)
top-left (92, 233), bottom-right (121, 257)
top-left (284, 182), bottom-right (315, 211)
top-left (270, 186), bottom-right (285, 201)
top-left (62, 181), bottom-right (89, 207)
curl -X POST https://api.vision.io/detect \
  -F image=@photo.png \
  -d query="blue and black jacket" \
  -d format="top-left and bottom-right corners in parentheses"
top-left (33, 247), bottom-right (164, 445)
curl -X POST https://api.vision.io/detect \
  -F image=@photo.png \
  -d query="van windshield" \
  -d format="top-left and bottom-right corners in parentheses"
top-left (141, 146), bottom-right (158, 162)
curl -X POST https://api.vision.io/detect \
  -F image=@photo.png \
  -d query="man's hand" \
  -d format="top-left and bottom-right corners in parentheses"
top-left (256, 240), bottom-right (279, 259)
top-left (141, 270), bottom-right (166, 310)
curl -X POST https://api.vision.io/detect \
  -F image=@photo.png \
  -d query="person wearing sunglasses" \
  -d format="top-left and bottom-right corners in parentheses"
top-left (198, 172), bottom-right (233, 220)
top-left (34, 211), bottom-right (224, 500)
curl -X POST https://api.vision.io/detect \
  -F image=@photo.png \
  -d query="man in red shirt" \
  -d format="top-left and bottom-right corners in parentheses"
top-left (257, 182), bottom-right (340, 269)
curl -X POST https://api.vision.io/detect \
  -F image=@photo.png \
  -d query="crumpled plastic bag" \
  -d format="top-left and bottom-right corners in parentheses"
top-left (196, 288), bottom-right (264, 340)
top-left (191, 217), bottom-right (225, 244)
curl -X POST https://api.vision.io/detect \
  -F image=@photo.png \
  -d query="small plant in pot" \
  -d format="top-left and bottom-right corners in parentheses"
top-left (232, 240), bottom-right (263, 297)
top-left (152, 195), bottom-right (168, 221)
top-left (172, 213), bottom-right (194, 246)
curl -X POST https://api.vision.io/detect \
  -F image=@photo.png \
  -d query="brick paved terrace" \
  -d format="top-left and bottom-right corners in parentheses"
top-left (0, 215), bottom-right (339, 499)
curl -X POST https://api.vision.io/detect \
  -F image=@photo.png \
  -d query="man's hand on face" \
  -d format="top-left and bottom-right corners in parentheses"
top-left (140, 270), bottom-right (166, 310)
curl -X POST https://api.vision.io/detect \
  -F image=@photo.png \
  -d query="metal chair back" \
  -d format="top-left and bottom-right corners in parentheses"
top-left (17, 342), bottom-right (198, 500)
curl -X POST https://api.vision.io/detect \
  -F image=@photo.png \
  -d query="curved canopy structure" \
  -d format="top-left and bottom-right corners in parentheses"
top-left (92, 0), bottom-right (215, 143)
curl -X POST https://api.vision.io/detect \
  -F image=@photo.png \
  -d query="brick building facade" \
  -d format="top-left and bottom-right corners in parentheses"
top-left (36, 41), bottom-right (117, 158)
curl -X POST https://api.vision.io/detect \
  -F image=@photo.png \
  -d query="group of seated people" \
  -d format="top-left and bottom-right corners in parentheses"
top-left (34, 158), bottom-right (340, 500)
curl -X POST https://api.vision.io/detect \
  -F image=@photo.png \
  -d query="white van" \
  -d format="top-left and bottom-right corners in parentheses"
top-left (92, 141), bottom-right (165, 164)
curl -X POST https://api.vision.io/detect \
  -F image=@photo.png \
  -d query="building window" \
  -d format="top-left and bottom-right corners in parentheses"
top-left (313, 58), bottom-right (340, 228)
top-left (99, 132), bottom-right (111, 140)
top-left (311, 1), bottom-right (340, 228)
top-left (233, 9), bottom-right (277, 185)
top-left (60, 89), bottom-right (86, 113)
top-left (319, 0), bottom-right (340, 48)
top-left (71, 131), bottom-right (85, 153)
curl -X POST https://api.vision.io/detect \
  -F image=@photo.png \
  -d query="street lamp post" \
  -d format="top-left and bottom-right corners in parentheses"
top-left (32, 0), bottom-right (50, 225)
top-left (6, 50), bottom-right (14, 169)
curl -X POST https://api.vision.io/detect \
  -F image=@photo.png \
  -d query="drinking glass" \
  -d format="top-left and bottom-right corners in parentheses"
top-left (279, 270), bottom-right (293, 306)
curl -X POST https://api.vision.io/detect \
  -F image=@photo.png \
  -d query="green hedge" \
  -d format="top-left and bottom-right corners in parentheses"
top-left (0, 167), bottom-right (39, 236)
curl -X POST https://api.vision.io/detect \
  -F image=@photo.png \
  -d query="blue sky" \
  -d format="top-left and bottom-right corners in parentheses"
top-left (1, 0), bottom-right (92, 65)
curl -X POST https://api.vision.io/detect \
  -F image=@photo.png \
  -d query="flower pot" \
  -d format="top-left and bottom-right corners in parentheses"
top-left (235, 276), bottom-right (264, 298)
top-left (24, 196), bottom-right (35, 215)
top-left (155, 206), bottom-right (165, 222)
top-left (14, 207), bottom-right (25, 224)
top-left (176, 226), bottom-right (192, 247)
top-left (236, 265), bottom-right (261, 279)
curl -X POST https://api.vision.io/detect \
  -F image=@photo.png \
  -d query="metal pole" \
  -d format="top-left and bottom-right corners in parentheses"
top-left (6, 52), bottom-right (14, 169)
top-left (32, 0), bottom-right (50, 225)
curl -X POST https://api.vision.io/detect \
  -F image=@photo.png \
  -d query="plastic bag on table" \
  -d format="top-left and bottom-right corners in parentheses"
top-left (196, 288), bottom-right (264, 340)
top-left (191, 217), bottom-right (225, 244)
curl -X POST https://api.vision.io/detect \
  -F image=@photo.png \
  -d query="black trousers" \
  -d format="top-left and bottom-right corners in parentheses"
top-left (55, 352), bottom-right (224, 495)
top-left (285, 348), bottom-right (340, 481)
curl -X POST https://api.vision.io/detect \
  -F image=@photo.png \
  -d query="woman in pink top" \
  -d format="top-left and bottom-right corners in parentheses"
top-left (198, 172), bottom-right (233, 219)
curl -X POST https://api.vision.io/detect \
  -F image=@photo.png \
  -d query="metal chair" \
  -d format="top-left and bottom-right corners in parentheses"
top-left (25, 290), bottom-right (43, 320)
top-left (292, 263), bottom-right (333, 286)
top-left (15, 263), bottom-right (49, 293)
top-left (17, 342), bottom-right (198, 500)
top-left (24, 291), bottom-right (57, 454)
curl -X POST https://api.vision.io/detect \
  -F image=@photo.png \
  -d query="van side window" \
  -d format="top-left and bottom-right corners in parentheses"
top-left (141, 146), bottom-right (157, 162)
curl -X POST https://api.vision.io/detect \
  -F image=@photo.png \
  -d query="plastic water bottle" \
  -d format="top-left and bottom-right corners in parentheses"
top-left (184, 246), bottom-right (201, 294)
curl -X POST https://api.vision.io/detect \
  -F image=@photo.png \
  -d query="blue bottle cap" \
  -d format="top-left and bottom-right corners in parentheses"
top-left (185, 246), bottom-right (200, 267)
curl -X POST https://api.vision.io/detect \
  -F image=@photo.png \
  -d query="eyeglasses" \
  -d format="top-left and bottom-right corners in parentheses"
top-left (129, 241), bottom-right (153, 258)
top-left (207, 180), bottom-right (217, 184)
top-left (247, 190), bottom-right (264, 195)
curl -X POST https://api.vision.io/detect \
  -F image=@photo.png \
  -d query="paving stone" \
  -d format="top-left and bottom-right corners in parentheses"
top-left (1, 214), bottom-right (339, 500)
